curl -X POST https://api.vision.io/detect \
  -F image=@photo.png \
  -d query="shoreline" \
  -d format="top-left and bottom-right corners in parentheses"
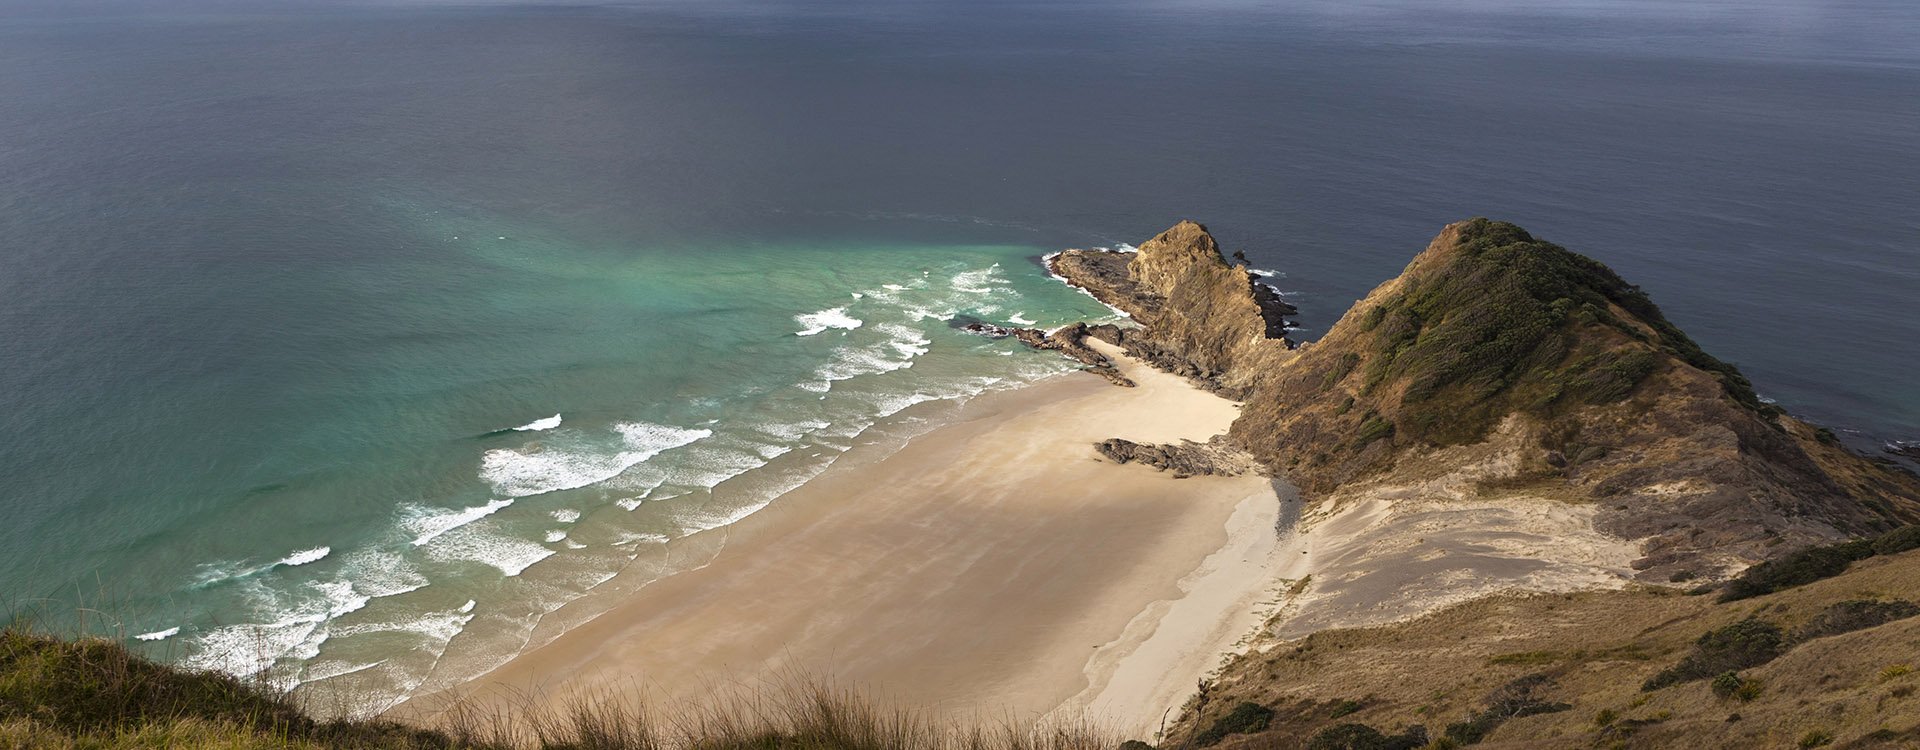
top-left (405, 342), bottom-right (1281, 734)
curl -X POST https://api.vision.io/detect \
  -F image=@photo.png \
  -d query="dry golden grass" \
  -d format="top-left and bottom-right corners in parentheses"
top-left (0, 623), bottom-right (1114, 750)
top-left (1172, 549), bottom-right (1920, 749)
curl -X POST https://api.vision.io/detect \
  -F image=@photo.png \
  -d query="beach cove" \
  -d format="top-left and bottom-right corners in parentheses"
top-left (417, 340), bottom-right (1287, 733)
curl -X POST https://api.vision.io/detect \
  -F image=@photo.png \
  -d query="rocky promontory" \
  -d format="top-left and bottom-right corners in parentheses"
top-left (1050, 219), bottom-right (1920, 581)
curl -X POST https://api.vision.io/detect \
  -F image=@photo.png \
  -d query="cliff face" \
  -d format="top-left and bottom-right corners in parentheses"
top-left (1052, 219), bottom-right (1920, 579)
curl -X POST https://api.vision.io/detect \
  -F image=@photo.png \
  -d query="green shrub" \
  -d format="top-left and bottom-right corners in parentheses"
top-left (1306, 723), bottom-right (1427, 750)
top-left (1329, 699), bottom-right (1364, 718)
top-left (1799, 729), bottom-right (1834, 748)
top-left (1874, 526), bottom-right (1920, 556)
top-left (1488, 651), bottom-right (1559, 666)
top-left (1710, 672), bottom-right (1764, 702)
top-left (1440, 673), bottom-right (1569, 745)
top-left (1709, 672), bottom-right (1742, 699)
top-left (1720, 542), bottom-right (1875, 602)
top-left (1193, 702), bottom-right (1274, 747)
top-left (1324, 353), bottom-right (1362, 390)
top-left (1796, 599), bottom-right (1920, 641)
top-left (1361, 305), bottom-right (1387, 332)
top-left (1643, 619), bottom-right (1786, 690)
top-left (1442, 718), bottom-right (1496, 745)
top-left (0, 630), bottom-right (307, 736)
top-left (1562, 349), bottom-right (1659, 404)
top-left (1351, 219), bottom-right (1770, 448)
top-left (1356, 416), bottom-right (1395, 447)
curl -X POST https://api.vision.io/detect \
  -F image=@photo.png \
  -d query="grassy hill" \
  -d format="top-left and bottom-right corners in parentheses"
top-left (1165, 528), bottom-right (1920, 749)
top-left (0, 627), bottom-right (1108, 750)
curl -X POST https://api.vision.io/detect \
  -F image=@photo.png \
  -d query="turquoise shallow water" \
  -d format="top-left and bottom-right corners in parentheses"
top-left (45, 199), bottom-right (1116, 711)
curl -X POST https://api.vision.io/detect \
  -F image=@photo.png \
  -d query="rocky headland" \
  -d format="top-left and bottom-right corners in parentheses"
top-left (1035, 219), bottom-right (1920, 746)
top-left (1048, 219), bottom-right (1920, 581)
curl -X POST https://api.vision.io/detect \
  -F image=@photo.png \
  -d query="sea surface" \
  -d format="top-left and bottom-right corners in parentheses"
top-left (2, 0), bottom-right (1916, 713)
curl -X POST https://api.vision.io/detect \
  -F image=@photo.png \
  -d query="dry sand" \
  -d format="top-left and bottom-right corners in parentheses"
top-left (427, 342), bottom-right (1279, 733)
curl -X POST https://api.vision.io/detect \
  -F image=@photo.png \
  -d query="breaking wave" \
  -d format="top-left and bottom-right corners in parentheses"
top-left (794, 306), bottom-right (863, 336)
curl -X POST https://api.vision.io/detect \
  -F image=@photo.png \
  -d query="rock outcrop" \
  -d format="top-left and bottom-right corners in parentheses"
top-left (961, 318), bottom-right (1135, 387)
top-left (1048, 221), bottom-right (1297, 398)
top-left (1093, 437), bottom-right (1256, 478)
top-left (1049, 219), bottom-right (1920, 580)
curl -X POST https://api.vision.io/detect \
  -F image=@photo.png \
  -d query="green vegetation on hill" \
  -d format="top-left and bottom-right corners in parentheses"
top-left (0, 629), bottom-right (451, 749)
top-left (1720, 524), bottom-right (1920, 601)
top-left (1352, 218), bottom-right (1768, 447)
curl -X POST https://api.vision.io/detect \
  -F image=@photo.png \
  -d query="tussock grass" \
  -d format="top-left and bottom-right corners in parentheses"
top-left (0, 624), bottom-right (1116, 750)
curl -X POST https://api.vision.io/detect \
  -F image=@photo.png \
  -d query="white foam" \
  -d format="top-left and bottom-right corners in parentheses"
top-left (189, 545), bottom-right (334, 588)
top-left (513, 414), bottom-right (562, 432)
top-left (904, 306), bottom-right (956, 322)
top-left (753, 442), bottom-right (795, 460)
top-left (327, 601), bottom-right (475, 642)
top-left (754, 419), bottom-right (830, 441)
top-left (951, 263), bottom-right (1005, 295)
top-left (339, 550), bottom-right (430, 599)
top-left (1043, 250), bottom-right (1133, 320)
top-left (794, 307), bottom-right (864, 336)
top-left (544, 530), bottom-right (568, 543)
top-left (617, 487), bottom-right (687, 511)
top-left (185, 617), bottom-right (323, 678)
top-left (301, 659), bottom-right (385, 683)
top-left (135, 627), bottom-right (179, 642)
top-left (807, 346), bottom-right (914, 391)
top-left (869, 392), bottom-right (941, 418)
top-left (480, 421), bottom-right (711, 499)
top-left (181, 574), bottom-right (376, 680)
top-left (663, 444), bottom-right (773, 489)
top-left (878, 322), bottom-right (931, 357)
top-left (406, 498), bottom-right (514, 547)
top-left (1008, 312), bottom-right (1036, 325)
top-left (551, 509), bottom-right (581, 523)
top-left (278, 547), bottom-right (330, 567)
top-left (424, 524), bottom-right (556, 577)
top-left (611, 531), bottom-right (672, 546)
top-left (311, 579), bottom-right (372, 620)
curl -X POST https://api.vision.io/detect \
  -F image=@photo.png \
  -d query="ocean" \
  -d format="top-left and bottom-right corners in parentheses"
top-left (2, 0), bottom-right (1916, 713)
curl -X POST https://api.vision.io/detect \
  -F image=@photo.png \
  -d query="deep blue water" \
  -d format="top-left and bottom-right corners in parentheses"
top-left (1, 0), bottom-right (1916, 709)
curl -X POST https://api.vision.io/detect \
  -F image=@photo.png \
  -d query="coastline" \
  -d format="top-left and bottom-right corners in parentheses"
top-left (408, 341), bottom-right (1279, 732)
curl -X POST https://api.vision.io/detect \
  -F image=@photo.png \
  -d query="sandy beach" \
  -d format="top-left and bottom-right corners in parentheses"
top-left (421, 341), bottom-right (1281, 734)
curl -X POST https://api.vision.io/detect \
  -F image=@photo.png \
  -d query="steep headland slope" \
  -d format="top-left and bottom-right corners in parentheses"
top-left (1052, 219), bottom-right (1920, 583)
